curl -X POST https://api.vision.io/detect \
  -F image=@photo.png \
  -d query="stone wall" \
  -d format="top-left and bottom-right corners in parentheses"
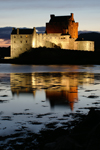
top-left (11, 34), bottom-right (32, 58)
top-left (75, 41), bottom-right (94, 51)
top-left (10, 27), bottom-right (94, 59)
top-left (33, 32), bottom-right (70, 49)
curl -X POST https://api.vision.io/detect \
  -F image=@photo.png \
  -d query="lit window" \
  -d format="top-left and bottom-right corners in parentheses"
top-left (61, 37), bottom-right (65, 39)
top-left (26, 35), bottom-right (28, 38)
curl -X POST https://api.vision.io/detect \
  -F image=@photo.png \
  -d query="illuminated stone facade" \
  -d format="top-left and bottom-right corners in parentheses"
top-left (10, 13), bottom-right (94, 58)
top-left (46, 13), bottom-right (78, 38)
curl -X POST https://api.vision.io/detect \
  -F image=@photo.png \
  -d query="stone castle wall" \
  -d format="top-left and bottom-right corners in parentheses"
top-left (11, 34), bottom-right (32, 58)
top-left (75, 41), bottom-right (94, 51)
top-left (10, 29), bottom-right (94, 58)
top-left (33, 33), bottom-right (70, 49)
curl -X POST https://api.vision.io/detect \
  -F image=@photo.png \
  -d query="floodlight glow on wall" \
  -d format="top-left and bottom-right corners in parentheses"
top-left (32, 41), bottom-right (35, 47)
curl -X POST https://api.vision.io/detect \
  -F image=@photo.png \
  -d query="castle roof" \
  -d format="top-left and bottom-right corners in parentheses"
top-left (11, 28), bottom-right (34, 34)
top-left (50, 16), bottom-right (71, 22)
top-left (49, 13), bottom-right (74, 23)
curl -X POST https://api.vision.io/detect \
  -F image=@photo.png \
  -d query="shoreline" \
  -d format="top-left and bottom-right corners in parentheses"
top-left (2, 48), bottom-right (100, 65)
top-left (0, 108), bottom-right (100, 150)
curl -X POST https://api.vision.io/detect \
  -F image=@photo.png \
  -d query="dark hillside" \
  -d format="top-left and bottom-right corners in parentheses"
top-left (0, 47), bottom-right (10, 58)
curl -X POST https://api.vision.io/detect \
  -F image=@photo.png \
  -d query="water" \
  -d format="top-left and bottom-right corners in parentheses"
top-left (0, 64), bottom-right (100, 136)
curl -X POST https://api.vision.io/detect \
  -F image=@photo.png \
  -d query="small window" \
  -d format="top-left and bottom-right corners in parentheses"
top-left (20, 41), bottom-right (22, 43)
top-left (14, 41), bottom-right (16, 43)
top-left (20, 48), bottom-right (22, 50)
top-left (14, 36), bottom-right (16, 38)
top-left (61, 37), bottom-right (65, 39)
top-left (26, 48), bottom-right (27, 50)
top-left (20, 36), bottom-right (22, 38)
top-left (26, 35), bottom-right (28, 38)
top-left (26, 40), bottom-right (27, 43)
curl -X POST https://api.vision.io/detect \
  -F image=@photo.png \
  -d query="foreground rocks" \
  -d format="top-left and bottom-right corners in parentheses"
top-left (1, 108), bottom-right (100, 150)
top-left (38, 108), bottom-right (100, 150)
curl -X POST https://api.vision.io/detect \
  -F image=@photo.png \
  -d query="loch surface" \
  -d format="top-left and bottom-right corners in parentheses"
top-left (0, 64), bottom-right (100, 136)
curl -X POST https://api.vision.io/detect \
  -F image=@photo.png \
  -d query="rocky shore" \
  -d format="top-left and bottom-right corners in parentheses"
top-left (2, 48), bottom-right (100, 65)
top-left (37, 108), bottom-right (100, 150)
top-left (1, 108), bottom-right (100, 150)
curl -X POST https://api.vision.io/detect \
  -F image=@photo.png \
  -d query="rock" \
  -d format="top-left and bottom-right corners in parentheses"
top-left (44, 142), bottom-right (56, 150)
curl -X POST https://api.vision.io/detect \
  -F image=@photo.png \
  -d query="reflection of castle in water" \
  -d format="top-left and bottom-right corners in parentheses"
top-left (10, 72), bottom-right (94, 111)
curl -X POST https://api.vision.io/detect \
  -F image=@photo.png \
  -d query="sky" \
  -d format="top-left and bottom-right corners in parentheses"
top-left (0, 0), bottom-right (100, 47)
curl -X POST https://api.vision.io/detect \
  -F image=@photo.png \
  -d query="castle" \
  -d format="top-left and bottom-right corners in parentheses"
top-left (10, 13), bottom-right (94, 58)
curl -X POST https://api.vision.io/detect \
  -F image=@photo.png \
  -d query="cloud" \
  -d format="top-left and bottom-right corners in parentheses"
top-left (0, 27), bottom-right (13, 47)
top-left (0, 0), bottom-right (100, 11)
top-left (0, 39), bottom-right (10, 47)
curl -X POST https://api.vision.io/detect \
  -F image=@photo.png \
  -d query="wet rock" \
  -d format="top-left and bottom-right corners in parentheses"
top-left (54, 136), bottom-right (82, 150)
top-left (41, 100), bottom-right (46, 102)
top-left (13, 112), bottom-right (33, 115)
top-left (36, 113), bottom-right (54, 118)
top-left (57, 118), bottom-right (67, 120)
top-left (28, 121), bottom-right (42, 125)
top-left (63, 114), bottom-right (69, 117)
top-left (88, 95), bottom-right (99, 98)
top-left (76, 110), bottom-right (81, 112)
top-left (70, 109), bottom-right (100, 149)
top-left (44, 142), bottom-right (56, 150)
top-left (0, 95), bottom-right (8, 97)
top-left (1, 116), bottom-right (12, 121)
top-left (0, 100), bottom-right (8, 103)
top-left (42, 105), bottom-right (48, 107)
top-left (2, 109), bottom-right (100, 150)
top-left (92, 102), bottom-right (100, 104)
top-left (85, 90), bottom-right (97, 92)
top-left (24, 109), bottom-right (29, 111)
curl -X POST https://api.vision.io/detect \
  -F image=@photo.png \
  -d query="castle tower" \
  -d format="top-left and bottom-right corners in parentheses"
top-left (46, 13), bottom-right (79, 38)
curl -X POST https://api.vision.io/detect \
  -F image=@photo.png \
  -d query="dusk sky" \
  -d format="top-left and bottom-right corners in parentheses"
top-left (0, 0), bottom-right (100, 47)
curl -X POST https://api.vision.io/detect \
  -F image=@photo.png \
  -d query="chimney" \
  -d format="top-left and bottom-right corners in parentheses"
top-left (71, 13), bottom-right (74, 21)
top-left (17, 28), bottom-right (19, 34)
top-left (12, 28), bottom-right (15, 31)
top-left (50, 14), bottom-right (55, 19)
